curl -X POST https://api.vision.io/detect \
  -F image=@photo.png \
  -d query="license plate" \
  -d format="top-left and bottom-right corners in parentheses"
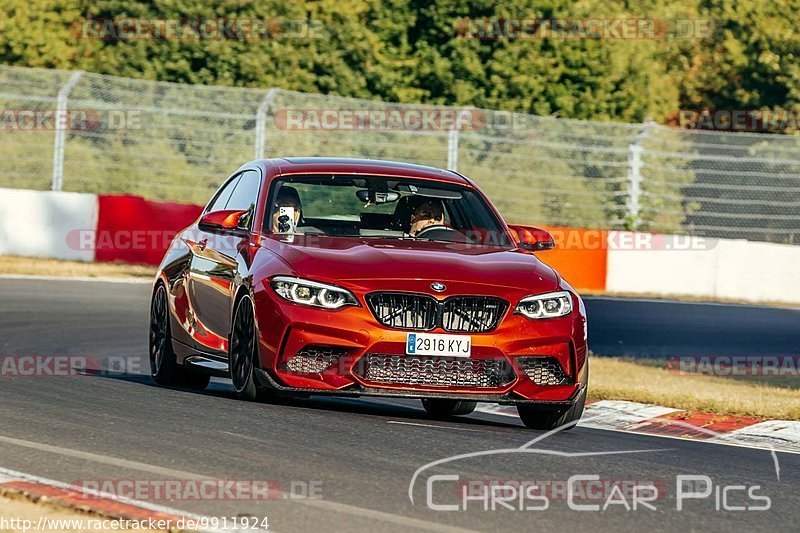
top-left (406, 333), bottom-right (471, 357)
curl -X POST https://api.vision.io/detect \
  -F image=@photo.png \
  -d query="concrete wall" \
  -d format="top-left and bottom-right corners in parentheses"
top-left (714, 239), bottom-right (800, 303)
top-left (0, 188), bottom-right (97, 262)
top-left (606, 231), bottom-right (800, 304)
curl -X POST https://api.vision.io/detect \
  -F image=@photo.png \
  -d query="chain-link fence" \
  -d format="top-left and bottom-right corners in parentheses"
top-left (1, 64), bottom-right (799, 244)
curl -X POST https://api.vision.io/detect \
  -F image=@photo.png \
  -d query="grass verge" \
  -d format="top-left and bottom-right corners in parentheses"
top-left (0, 255), bottom-right (155, 279)
top-left (590, 356), bottom-right (800, 421)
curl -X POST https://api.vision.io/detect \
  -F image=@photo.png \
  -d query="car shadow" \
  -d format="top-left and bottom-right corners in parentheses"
top-left (87, 370), bottom-right (520, 429)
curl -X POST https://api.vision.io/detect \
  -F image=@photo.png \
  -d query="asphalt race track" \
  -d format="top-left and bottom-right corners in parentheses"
top-left (0, 278), bottom-right (798, 532)
top-left (585, 296), bottom-right (800, 357)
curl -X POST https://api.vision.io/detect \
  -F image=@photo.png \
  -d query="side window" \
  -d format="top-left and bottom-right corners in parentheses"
top-left (206, 176), bottom-right (240, 213)
top-left (224, 171), bottom-right (261, 228)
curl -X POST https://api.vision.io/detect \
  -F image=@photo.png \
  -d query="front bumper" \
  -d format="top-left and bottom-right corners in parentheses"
top-left (252, 283), bottom-right (588, 405)
top-left (254, 366), bottom-right (588, 408)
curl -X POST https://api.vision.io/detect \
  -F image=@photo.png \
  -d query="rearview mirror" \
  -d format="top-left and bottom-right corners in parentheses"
top-left (507, 224), bottom-right (555, 251)
top-left (356, 189), bottom-right (400, 204)
top-left (198, 209), bottom-right (249, 232)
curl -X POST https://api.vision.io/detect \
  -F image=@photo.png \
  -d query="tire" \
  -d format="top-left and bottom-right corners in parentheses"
top-left (149, 283), bottom-right (211, 391)
top-left (149, 284), bottom-right (180, 386)
top-left (229, 295), bottom-right (265, 401)
top-left (421, 399), bottom-right (477, 418)
top-left (517, 384), bottom-right (587, 431)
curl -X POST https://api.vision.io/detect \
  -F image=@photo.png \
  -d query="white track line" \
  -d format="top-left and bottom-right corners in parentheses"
top-left (475, 400), bottom-right (682, 428)
top-left (0, 435), bottom-right (475, 533)
top-left (387, 420), bottom-right (485, 432)
top-left (575, 400), bottom-right (682, 430)
top-left (709, 420), bottom-right (800, 454)
top-left (0, 465), bottom-right (229, 533)
top-left (475, 401), bottom-right (800, 455)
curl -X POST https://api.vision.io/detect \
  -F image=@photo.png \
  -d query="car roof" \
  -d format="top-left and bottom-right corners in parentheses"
top-left (260, 157), bottom-right (469, 185)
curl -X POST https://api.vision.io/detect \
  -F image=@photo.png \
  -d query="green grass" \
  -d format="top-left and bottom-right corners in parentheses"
top-left (590, 356), bottom-right (800, 420)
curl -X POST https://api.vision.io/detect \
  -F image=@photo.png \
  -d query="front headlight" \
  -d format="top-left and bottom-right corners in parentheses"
top-left (270, 276), bottom-right (358, 309)
top-left (514, 291), bottom-right (573, 319)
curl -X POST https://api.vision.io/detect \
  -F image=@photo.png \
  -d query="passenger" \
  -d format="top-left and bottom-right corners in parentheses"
top-left (271, 186), bottom-right (302, 233)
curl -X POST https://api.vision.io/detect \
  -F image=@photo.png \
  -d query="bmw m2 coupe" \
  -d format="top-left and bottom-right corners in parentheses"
top-left (149, 158), bottom-right (588, 429)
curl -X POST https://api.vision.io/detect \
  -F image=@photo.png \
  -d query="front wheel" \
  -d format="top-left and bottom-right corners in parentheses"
top-left (229, 295), bottom-right (267, 401)
top-left (517, 385), bottom-right (586, 431)
top-left (421, 399), bottom-right (477, 418)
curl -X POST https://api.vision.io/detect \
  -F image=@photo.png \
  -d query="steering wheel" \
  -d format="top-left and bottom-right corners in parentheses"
top-left (414, 225), bottom-right (466, 242)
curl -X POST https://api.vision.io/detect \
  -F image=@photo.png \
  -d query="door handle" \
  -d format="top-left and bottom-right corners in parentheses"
top-left (197, 238), bottom-right (207, 251)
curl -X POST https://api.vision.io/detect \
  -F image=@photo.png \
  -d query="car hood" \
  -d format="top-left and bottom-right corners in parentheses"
top-left (263, 235), bottom-right (560, 293)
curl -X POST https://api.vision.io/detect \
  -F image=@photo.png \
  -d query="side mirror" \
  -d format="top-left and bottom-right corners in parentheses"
top-left (198, 209), bottom-right (249, 233)
top-left (507, 224), bottom-right (555, 251)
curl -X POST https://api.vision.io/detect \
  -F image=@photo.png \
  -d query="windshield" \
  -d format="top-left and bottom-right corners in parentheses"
top-left (263, 174), bottom-right (512, 247)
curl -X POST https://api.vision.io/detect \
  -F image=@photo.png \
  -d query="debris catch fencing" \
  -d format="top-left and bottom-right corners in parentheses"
top-left (1, 64), bottom-right (798, 243)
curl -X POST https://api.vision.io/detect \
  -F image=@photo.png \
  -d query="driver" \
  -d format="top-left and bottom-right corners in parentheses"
top-left (408, 197), bottom-right (445, 236)
top-left (271, 186), bottom-right (302, 233)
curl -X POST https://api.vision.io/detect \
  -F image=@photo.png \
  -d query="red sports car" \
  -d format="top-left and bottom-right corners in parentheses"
top-left (149, 158), bottom-right (588, 429)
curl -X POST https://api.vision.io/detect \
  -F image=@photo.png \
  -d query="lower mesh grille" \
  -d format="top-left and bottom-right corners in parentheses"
top-left (356, 354), bottom-right (515, 388)
top-left (516, 357), bottom-right (570, 385)
top-left (282, 346), bottom-right (348, 374)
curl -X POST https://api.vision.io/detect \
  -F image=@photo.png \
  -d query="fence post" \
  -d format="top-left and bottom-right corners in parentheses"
top-left (254, 88), bottom-right (279, 160)
top-left (51, 70), bottom-right (84, 191)
top-left (626, 120), bottom-right (654, 229)
top-left (447, 124), bottom-right (459, 171)
top-left (447, 109), bottom-right (472, 171)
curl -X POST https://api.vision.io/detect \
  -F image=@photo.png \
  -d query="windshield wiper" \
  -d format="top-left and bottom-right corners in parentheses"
top-left (402, 236), bottom-right (453, 243)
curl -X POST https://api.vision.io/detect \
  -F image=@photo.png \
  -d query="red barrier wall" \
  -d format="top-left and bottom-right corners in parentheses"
top-left (95, 195), bottom-right (203, 265)
top-left (94, 196), bottom-right (608, 291)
